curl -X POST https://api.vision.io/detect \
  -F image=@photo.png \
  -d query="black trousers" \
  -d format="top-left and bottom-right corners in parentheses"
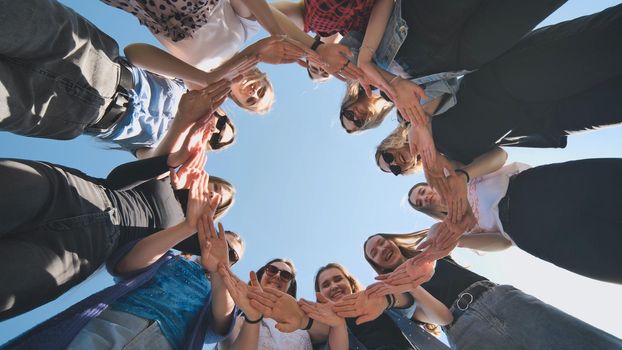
top-left (397, 0), bottom-right (567, 77)
top-left (503, 159), bottom-right (622, 284)
top-left (432, 3), bottom-right (622, 164)
top-left (0, 159), bottom-right (119, 320)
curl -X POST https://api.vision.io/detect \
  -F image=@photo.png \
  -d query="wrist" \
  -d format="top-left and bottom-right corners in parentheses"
top-left (299, 314), bottom-right (312, 330)
top-left (242, 312), bottom-right (263, 324)
top-left (389, 75), bottom-right (401, 86)
top-left (455, 169), bottom-right (470, 183)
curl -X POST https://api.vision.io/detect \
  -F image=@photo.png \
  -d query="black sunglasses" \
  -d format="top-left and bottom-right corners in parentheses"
top-left (209, 114), bottom-right (232, 150)
top-left (227, 242), bottom-right (240, 266)
top-left (265, 264), bottom-right (295, 282)
top-left (341, 109), bottom-right (364, 128)
top-left (381, 152), bottom-right (402, 176)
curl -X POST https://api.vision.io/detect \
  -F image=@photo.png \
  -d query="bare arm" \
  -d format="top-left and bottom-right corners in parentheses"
top-left (211, 272), bottom-right (238, 335)
top-left (411, 287), bottom-right (453, 326)
top-left (451, 147), bottom-right (508, 179)
top-left (115, 221), bottom-right (195, 274)
top-left (271, 1), bottom-right (305, 30)
top-left (357, 0), bottom-right (394, 66)
top-left (124, 44), bottom-right (211, 86)
top-left (230, 0), bottom-right (285, 35)
top-left (458, 232), bottom-right (513, 252)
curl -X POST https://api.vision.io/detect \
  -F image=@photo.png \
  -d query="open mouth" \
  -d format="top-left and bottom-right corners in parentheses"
top-left (330, 289), bottom-right (344, 300)
top-left (384, 249), bottom-right (393, 262)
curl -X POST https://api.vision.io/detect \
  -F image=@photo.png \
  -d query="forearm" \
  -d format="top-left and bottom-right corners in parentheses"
top-left (104, 155), bottom-right (170, 190)
top-left (358, 0), bottom-right (394, 64)
top-left (222, 318), bottom-right (261, 350)
top-left (327, 323), bottom-right (349, 350)
top-left (271, 1), bottom-right (304, 29)
top-left (411, 287), bottom-right (453, 325)
top-left (241, 0), bottom-right (284, 35)
top-left (458, 232), bottom-right (513, 252)
top-left (306, 315), bottom-right (330, 344)
top-left (460, 147), bottom-right (508, 178)
top-left (124, 44), bottom-right (209, 86)
top-left (269, 4), bottom-right (315, 46)
top-left (210, 273), bottom-right (237, 335)
top-left (115, 221), bottom-right (194, 274)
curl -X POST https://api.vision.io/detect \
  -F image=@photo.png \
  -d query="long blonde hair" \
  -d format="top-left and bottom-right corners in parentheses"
top-left (340, 81), bottom-right (393, 133)
top-left (375, 125), bottom-right (422, 174)
top-left (230, 68), bottom-right (275, 115)
top-left (211, 176), bottom-right (236, 220)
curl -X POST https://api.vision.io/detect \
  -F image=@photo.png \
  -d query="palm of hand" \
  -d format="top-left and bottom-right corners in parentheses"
top-left (201, 239), bottom-right (227, 273)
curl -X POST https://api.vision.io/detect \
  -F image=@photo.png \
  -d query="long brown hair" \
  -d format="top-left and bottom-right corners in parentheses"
top-left (314, 263), bottom-right (364, 297)
top-left (256, 258), bottom-right (298, 298)
top-left (407, 183), bottom-right (447, 221)
top-left (363, 230), bottom-right (428, 274)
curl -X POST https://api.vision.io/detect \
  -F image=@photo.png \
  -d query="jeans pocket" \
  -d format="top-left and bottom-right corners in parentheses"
top-left (42, 208), bottom-right (120, 266)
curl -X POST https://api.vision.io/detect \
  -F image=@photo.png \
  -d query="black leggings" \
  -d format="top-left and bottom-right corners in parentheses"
top-left (505, 158), bottom-right (622, 284)
top-left (397, 0), bottom-right (566, 77)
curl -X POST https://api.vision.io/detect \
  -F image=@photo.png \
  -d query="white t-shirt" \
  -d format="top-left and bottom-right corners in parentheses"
top-left (257, 318), bottom-right (313, 350)
top-left (467, 162), bottom-right (531, 242)
top-left (156, 0), bottom-right (260, 71)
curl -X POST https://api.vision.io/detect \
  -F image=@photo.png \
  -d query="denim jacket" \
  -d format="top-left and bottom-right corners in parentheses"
top-left (323, 304), bottom-right (448, 350)
top-left (340, 0), bottom-right (467, 115)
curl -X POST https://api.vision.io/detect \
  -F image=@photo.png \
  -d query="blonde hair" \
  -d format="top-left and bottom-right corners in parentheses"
top-left (407, 182), bottom-right (447, 221)
top-left (211, 176), bottom-right (236, 220)
top-left (375, 125), bottom-right (422, 174)
top-left (340, 81), bottom-right (393, 133)
top-left (230, 68), bottom-right (275, 115)
top-left (314, 262), bottom-right (364, 298)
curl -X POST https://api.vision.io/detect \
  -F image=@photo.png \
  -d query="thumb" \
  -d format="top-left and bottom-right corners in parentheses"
top-left (355, 314), bottom-right (373, 325)
top-left (316, 292), bottom-right (330, 304)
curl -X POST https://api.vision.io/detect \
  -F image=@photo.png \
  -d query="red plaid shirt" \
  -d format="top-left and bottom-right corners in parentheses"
top-left (303, 0), bottom-right (376, 37)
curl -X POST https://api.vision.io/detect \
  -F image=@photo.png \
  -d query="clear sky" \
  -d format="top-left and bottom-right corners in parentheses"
top-left (1, 0), bottom-right (621, 345)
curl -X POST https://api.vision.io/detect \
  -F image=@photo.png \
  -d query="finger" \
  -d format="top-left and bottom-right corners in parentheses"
top-left (296, 58), bottom-right (309, 68)
top-left (250, 271), bottom-right (261, 288)
top-left (249, 300), bottom-right (273, 316)
top-left (248, 291), bottom-right (277, 306)
top-left (356, 314), bottom-right (375, 325)
top-left (217, 222), bottom-right (225, 239)
top-left (316, 292), bottom-right (330, 304)
top-left (335, 310), bottom-right (361, 318)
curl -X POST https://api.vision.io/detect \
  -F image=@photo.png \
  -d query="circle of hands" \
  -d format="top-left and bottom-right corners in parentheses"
top-left (214, 260), bottom-right (436, 331)
top-left (163, 34), bottom-right (482, 324)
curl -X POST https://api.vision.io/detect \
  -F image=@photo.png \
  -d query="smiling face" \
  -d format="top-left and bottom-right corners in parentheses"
top-left (307, 61), bottom-right (330, 82)
top-left (317, 268), bottom-right (353, 302)
top-left (229, 69), bottom-right (274, 114)
top-left (377, 146), bottom-right (418, 176)
top-left (409, 184), bottom-right (442, 209)
top-left (259, 261), bottom-right (294, 293)
top-left (364, 235), bottom-right (405, 271)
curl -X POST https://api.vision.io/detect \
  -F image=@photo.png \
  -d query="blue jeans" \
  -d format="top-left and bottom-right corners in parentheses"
top-left (0, 159), bottom-right (120, 320)
top-left (0, 0), bottom-right (120, 139)
top-left (446, 283), bottom-right (622, 349)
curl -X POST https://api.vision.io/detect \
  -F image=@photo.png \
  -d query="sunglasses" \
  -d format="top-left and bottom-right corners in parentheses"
top-left (381, 152), bottom-right (402, 176)
top-left (227, 242), bottom-right (240, 266)
top-left (341, 109), bottom-right (364, 128)
top-left (209, 114), bottom-right (233, 150)
top-left (265, 264), bottom-right (295, 282)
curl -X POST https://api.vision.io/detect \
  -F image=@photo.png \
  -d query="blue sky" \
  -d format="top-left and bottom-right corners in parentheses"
top-left (1, 0), bottom-right (621, 345)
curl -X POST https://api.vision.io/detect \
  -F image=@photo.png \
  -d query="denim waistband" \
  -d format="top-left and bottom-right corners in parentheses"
top-left (447, 280), bottom-right (497, 327)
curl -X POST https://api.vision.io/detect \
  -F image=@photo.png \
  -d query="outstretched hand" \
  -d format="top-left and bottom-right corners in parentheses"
top-left (197, 213), bottom-right (227, 273)
top-left (392, 78), bottom-right (429, 127)
top-left (314, 43), bottom-right (367, 83)
top-left (332, 291), bottom-right (385, 325)
top-left (253, 35), bottom-right (314, 65)
top-left (298, 293), bottom-right (344, 328)
top-left (219, 265), bottom-right (263, 320)
top-left (248, 287), bottom-right (306, 332)
top-left (375, 258), bottom-right (435, 291)
top-left (177, 79), bottom-right (231, 126)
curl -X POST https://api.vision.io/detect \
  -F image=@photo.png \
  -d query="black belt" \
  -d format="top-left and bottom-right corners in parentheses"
top-left (450, 280), bottom-right (497, 323)
top-left (87, 62), bottom-right (133, 132)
